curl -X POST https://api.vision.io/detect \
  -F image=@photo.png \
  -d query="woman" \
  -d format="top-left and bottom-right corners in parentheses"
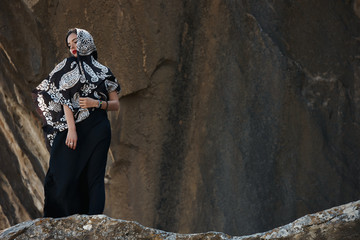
top-left (32, 28), bottom-right (120, 217)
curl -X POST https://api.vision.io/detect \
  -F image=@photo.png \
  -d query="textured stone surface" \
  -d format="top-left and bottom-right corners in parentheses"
top-left (0, 0), bottom-right (53, 230)
top-left (0, 200), bottom-right (359, 240)
top-left (1, 0), bottom-right (360, 236)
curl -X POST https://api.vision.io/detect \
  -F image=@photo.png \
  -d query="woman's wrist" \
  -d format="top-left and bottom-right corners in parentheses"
top-left (68, 125), bottom-right (76, 131)
top-left (97, 100), bottom-right (103, 109)
top-left (94, 99), bottom-right (100, 108)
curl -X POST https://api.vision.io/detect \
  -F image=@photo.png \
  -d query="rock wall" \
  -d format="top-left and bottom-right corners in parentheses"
top-left (0, 0), bottom-right (53, 229)
top-left (0, 200), bottom-right (359, 240)
top-left (0, 0), bottom-right (360, 236)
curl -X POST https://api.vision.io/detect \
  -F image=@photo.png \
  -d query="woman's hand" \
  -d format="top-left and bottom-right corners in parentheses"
top-left (63, 104), bottom-right (77, 150)
top-left (79, 97), bottom-right (98, 109)
top-left (66, 128), bottom-right (77, 150)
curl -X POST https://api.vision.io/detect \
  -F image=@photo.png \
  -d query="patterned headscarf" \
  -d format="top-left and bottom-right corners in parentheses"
top-left (33, 28), bottom-right (120, 148)
top-left (76, 28), bottom-right (97, 56)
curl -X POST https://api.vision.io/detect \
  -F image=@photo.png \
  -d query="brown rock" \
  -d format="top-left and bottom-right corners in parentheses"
top-left (0, 200), bottom-right (359, 240)
top-left (1, 0), bottom-right (360, 236)
top-left (0, 0), bottom-right (52, 230)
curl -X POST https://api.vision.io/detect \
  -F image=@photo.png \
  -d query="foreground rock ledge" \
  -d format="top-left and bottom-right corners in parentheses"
top-left (1, 200), bottom-right (359, 240)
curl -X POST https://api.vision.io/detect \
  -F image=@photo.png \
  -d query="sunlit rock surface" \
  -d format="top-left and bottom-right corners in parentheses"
top-left (1, 0), bottom-right (360, 236)
top-left (0, 200), bottom-right (359, 240)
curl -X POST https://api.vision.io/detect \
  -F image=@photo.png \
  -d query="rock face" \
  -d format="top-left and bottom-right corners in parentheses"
top-left (0, 200), bottom-right (359, 240)
top-left (1, 0), bottom-right (360, 236)
top-left (0, 0), bottom-right (53, 229)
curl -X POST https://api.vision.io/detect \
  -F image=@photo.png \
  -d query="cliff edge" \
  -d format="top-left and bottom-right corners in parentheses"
top-left (1, 200), bottom-right (359, 239)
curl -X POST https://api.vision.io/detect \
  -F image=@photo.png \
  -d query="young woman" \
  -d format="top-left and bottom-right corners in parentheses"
top-left (33, 28), bottom-right (120, 217)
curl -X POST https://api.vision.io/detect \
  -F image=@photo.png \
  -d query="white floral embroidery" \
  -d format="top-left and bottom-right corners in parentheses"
top-left (47, 133), bottom-right (56, 146)
top-left (97, 71), bottom-right (111, 80)
top-left (47, 82), bottom-right (63, 103)
top-left (93, 91), bottom-right (100, 99)
top-left (59, 67), bottom-right (81, 91)
top-left (71, 92), bottom-right (80, 108)
top-left (81, 83), bottom-right (97, 96)
top-left (49, 59), bottom-right (67, 78)
top-left (48, 101), bottom-right (62, 112)
top-left (75, 109), bottom-right (90, 123)
top-left (81, 84), bottom-right (91, 96)
top-left (36, 79), bottom-right (50, 91)
top-left (91, 56), bottom-right (108, 73)
top-left (105, 79), bottom-right (119, 92)
top-left (55, 122), bottom-right (67, 132)
top-left (80, 74), bottom-right (87, 83)
top-left (62, 99), bottom-right (73, 111)
top-left (84, 61), bottom-right (99, 82)
top-left (76, 29), bottom-right (97, 56)
top-left (70, 61), bottom-right (77, 69)
top-left (37, 95), bottom-right (53, 125)
top-left (91, 56), bottom-right (110, 80)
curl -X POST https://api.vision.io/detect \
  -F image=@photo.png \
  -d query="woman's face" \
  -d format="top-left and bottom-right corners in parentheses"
top-left (67, 33), bottom-right (78, 57)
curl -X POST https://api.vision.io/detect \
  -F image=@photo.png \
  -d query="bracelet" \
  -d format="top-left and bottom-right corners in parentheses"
top-left (98, 100), bottom-right (103, 109)
top-left (105, 101), bottom-right (109, 111)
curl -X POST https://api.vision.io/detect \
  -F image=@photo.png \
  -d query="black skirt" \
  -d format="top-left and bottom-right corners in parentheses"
top-left (43, 109), bottom-right (111, 218)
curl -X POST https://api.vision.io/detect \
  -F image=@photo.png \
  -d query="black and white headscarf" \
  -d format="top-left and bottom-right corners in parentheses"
top-left (33, 28), bottom-right (120, 147)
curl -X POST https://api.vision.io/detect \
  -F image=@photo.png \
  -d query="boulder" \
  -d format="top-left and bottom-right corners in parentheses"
top-left (0, 200), bottom-right (359, 240)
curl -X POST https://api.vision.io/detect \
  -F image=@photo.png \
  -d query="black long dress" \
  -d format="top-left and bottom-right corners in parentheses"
top-left (32, 28), bottom-right (120, 217)
top-left (43, 108), bottom-right (111, 217)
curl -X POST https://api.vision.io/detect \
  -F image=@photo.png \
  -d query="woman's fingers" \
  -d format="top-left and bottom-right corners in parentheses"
top-left (79, 97), bottom-right (85, 108)
top-left (79, 97), bottom-right (90, 108)
top-left (79, 97), bottom-right (98, 108)
top-left (79, 97), bottom-right (84, 108)
top-left (66, 139), bottom-right (77, 150)
top-left (66, 139), bottom-right (76, 149)
top-left (71, 140), bottom-right (77, 150)
top-left (66, 131), bottom-right (78, 150)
